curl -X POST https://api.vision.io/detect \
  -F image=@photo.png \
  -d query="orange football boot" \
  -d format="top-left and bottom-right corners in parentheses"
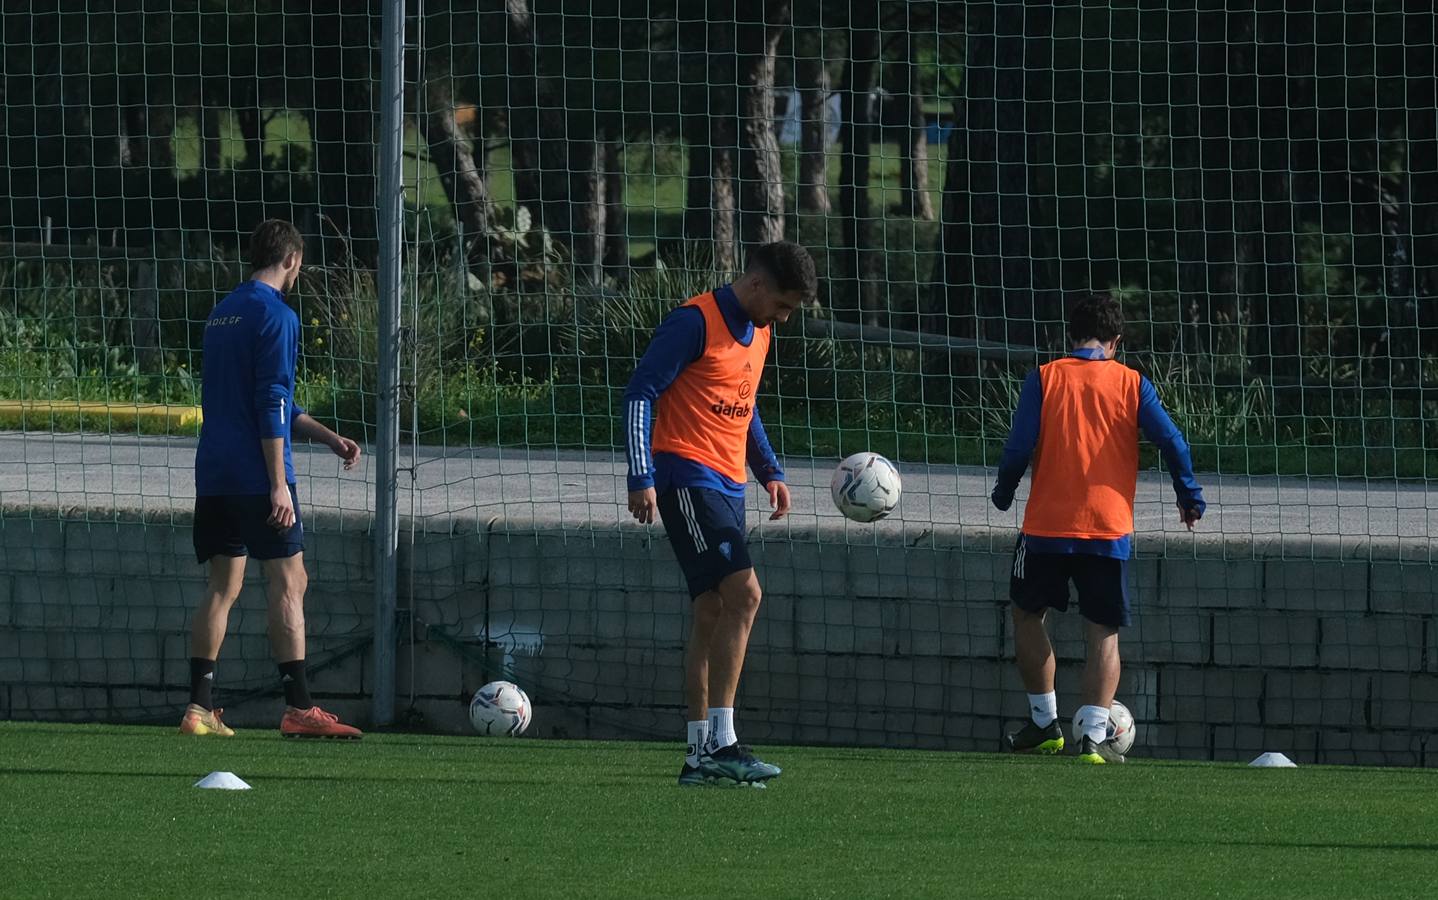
top-left (179, 704), bottom-right (236, 737)
top-left (279, 705), bottom-right (363, 740)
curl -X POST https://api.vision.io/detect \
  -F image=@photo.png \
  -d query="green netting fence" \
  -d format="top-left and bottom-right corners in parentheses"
top-left (1, 2), bottom-right (1436, 764)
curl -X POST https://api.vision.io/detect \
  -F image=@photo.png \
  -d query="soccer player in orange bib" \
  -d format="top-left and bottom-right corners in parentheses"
top-left (991, 294), bottom-right (1205, 763)
top-left (623, 241), bottom-right (816, 786)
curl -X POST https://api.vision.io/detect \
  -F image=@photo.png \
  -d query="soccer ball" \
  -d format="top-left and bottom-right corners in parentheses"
top-left (469, 681), bottom-right (532, 736)
top-left (1072, 700), bottom-right (1136, 754)
top-left (1107, 700), bottom-right (1136, 754)
top-left (830, 452), bottom-right (902, 522)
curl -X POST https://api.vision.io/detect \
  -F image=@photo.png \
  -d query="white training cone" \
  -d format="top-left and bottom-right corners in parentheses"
top-left (1249, 752), bottom-right (1297, 768)
top-left (194, 771), bottom-right (252, 790)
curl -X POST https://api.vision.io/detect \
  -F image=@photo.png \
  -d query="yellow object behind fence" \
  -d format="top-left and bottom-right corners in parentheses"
top-left (0, 401), bottom-right (203, 431)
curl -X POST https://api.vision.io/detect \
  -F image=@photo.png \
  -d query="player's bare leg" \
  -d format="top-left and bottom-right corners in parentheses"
top-left (686, 593), bottom-right (721, 721)
top-left (1081, 622), bottom-right (1120, 711)
top-left (265, 554), bottom-right (362, 739)
top-left (1076, 621), bottom-right (1123, 763)
top-left (179, 556), bottom-right (246, 736)
top-left (699, 568), bottom-right (780, 784)
top-left (191, 555), bottom-right (247, 660)
top-left (679, 592), bottom-right (722, 785)
top-left (705, 568), bottom-right (762, 710)
top-left (264, 554), bottom-right (308, 665)
top-left (1006, 605), bottom-right (1064, 754)
top-left (1012, 606), bottom-right (1055, 695)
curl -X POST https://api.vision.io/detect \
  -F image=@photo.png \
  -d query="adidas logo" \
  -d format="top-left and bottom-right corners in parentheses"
top-left (743, 361), bottom-right (753, 372)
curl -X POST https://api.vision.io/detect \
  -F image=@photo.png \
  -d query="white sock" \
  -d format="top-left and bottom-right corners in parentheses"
top-left (686, 720), bottom-right (710, 767)
top-left (1028, 692), bottom-right (1058, 728)
top-left (707, 707), bottom-right (737, 752)
top-left (1077, 704), bottom-right (1110, 744)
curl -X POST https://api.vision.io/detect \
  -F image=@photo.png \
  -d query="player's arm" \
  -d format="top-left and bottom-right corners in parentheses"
top-left (991, 370), bottom-right (1042, 511)
top-left (293, 413), bottom-right (361, 470)
top-left (621, 307), bottom-right (704, 523)
top-left (253, 313), bottom-right (298, 528)
top-left (1137, 376), bottom-right (1206, 529)
top-left (747, 409), bottom-right (790, 520)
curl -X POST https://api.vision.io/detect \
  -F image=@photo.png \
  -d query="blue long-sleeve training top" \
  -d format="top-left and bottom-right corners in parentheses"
top-left (194, 280), bottom-right (306, 496)
top-left (623, 284), bottom-right (784, 497)
top-left (992, 347), bottom-right (1206, 558)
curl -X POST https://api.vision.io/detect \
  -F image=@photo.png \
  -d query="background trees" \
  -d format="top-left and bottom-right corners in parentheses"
top-left (2, 1), bottom-right (1433, 418)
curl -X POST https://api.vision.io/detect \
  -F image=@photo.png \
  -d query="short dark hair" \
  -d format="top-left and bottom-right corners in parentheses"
top-left (745, 241), bottom-right (817, 300)
top-left (1067, 293), bottom-right (1125, 344)
top-left (249, 219), bottom-right (304, 271)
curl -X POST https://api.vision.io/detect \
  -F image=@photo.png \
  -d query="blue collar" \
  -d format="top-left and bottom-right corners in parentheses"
top-left (1069, 346), bottom-right (1110, 361)
top-left (245, 279), bottom-right (285, 301)
top-left (713, 283), bottom-right (755, 344)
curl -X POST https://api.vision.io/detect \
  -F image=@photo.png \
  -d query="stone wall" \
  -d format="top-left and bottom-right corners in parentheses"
top-left (2, 508), bottom-right (1434, 766)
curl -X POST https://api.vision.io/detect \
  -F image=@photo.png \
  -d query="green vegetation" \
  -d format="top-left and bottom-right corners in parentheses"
top-left (5, 233), bottom-right (1438, 479)
top-left (2, 722), bottom-right (1436, 899)
top-left (4, 111), bottom-right (1436, 479)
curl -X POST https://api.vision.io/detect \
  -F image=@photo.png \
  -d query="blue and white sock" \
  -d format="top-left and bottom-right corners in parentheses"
top-left (686, 720), bottom-right (710, 767)
top-left (1028, 691), bottom-right (1058, 728)
top-left (707, 707), bottom-right (737, 753)
top-left (1077, 704), bottom-right (1110, 744)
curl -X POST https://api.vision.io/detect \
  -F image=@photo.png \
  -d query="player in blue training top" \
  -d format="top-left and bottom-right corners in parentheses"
top-left (991, 294), bottom-right (1205, 763)
top-left (624, 241), bottom-right (816, 786)
top-left (180, 219), bottom-right (364, 740)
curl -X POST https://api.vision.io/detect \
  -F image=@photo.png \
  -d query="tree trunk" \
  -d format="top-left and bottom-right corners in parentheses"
top-left (929, 2), bottom-right (1031, 344)
top-left (677, 9), bottom-right (712, 255)
top-left (422, 52), bottom-right (494, 279)
top-left (737, 1), bottom-right (791, 249)
top-left (926, 100), bottom-right (973, 339)
top-left (1406, 36), bottom-right (1438, 361)
top-left (707, 2), bottom-right (739, 274)
top-left (683, 136), bottom-right (713, 243)
top-left (897, 28), bottom-right (934, 221)
top-left (505, 0), bottom-right (542, 224)
top-left (118, 110), bottom-right (135, 169)
top-left (1247, 11), bottom-right (1300, 379)
top-left (537, 105), bottom-right (570, 245)
top-left (567, 123), bottom-right (606, 286)
top-left (237, 104), bottom-right (264, 174)
top-left (233, 71), bottom-right (265, 177)
top-left (603, 140), bottom-right (629, 279)
top-left (143, 73), bottom-right (177, 171)
top-left (533, 100), bottom-right (606, 281)
top-left (797, 31), bottom-right (831, 215)
top-left (839, 1), bottom-right (880, 324)
top-left (711, 117), bottom-right (740, 275)
top-left (310, 3), bottom-right (378, 268)
top-left (201, 99), bottom-right (223, 174)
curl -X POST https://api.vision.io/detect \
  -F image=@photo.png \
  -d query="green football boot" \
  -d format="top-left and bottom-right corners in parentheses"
top-left (1005, 719), bottom-right (1065, 754)
top-left (702, 743), bottom-right (782, 784)
top-left (678, 762), bottom-right (710, 787)
top-left (1076, 735), bottom-right (1126, 764)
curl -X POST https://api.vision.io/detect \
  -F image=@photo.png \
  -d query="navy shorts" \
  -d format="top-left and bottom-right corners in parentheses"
top-left (193, 484), bottom-right (304, 563)
top-left (1010, 536), bottom-right (1131, 627)
top-left (657, 486), bottom-right (753, 598)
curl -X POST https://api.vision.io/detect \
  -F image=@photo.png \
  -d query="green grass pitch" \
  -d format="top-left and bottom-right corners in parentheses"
top-left (2, 722), bottom-right (1436, 899)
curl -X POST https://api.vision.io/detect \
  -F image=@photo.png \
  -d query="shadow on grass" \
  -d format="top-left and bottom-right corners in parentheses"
top-left (1071, 834), bottom-right (1438, 854)
top-left (0, 766), bottom-right (651, 788)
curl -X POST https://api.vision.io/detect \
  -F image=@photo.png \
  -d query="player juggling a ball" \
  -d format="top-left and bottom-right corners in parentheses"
top-left (622, 241), bottom-right (816, 786)
top-left (991, 294), bottom-right (1205, 763)
top-left (180, 219), bottom-right (364, 740)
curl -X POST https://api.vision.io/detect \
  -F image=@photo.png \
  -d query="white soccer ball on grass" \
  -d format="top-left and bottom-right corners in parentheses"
top-left (469, 680), bottom-right (533, 736)
top-left (1073, 700), bottom-right (1136, 755)
top-left (830, 452), bottom-right (902, 523)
